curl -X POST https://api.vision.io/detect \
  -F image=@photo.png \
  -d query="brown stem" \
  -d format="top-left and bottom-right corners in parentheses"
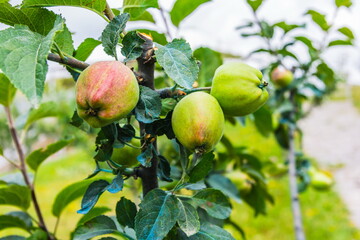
top-left (136, 33), bottom-right (159, 196)
top-left (47, 53), bottom-right (89, 70)
top-left (104, 2), bottom-right (115, 21)
top-left (287, 91), bottom-right (306, 240)
top-left (156, 87), bottom-right (211, 98)
top-left (4, 107), bottom-right (55, 240)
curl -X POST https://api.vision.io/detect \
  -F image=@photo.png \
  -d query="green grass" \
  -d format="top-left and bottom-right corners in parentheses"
top-left (1, 119), bottom-right (359, 239)
top-left (351, 85), bottom-right (360, 112)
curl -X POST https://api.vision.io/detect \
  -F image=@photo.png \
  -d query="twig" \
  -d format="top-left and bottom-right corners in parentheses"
top-left (47, 53), bottom-right (89, 70)
top-left (287, 91), bottom-right (306, 240)
top-left (156, 87), bottom-right (211, 98)
top-left (4, 107), bottom-right (55, 240)
top-left (104, 2), bottom-right (115, 21)
top-left (159, 7), bottom-right (173, 40)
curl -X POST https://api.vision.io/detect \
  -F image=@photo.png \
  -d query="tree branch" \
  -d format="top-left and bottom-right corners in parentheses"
top-left (104, 2), bottom-right (115, 21)
top-left (287, 91), bottom-right (306, 240)
top-left (4, 107), bottom-right (55, 240)
top-left (47, 53), bottom-right (89, 70)
top-left (136, 33), bottom-right (159, 196)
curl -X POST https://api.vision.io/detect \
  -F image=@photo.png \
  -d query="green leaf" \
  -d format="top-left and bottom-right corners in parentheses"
top-left (160, 98), bottom-right (177, 116)
top-left (130, 10), bottom-right (155, 23)
top-left (77, 207), bottom-right (111, 226)
top-left (0, 73), bottom-right (16, 107)
top-left (27, 230), bottom-right (47, 240)
top-left (157, 155), bottom-right (172, 182)
top-left (170, 0), bottom-right (211, 27)
top-left (155, 39), bottom-right (199, 89)
top-left (253, 107), bottom-right (273, 137)
top-left (135, 86), bottom-right (162, 123)
top-left (206, 174), bottom-right (241, 203)
top-left (259, 21), bottom-right (274, 38)
top-left (193, 47), bottom-right (223, 87)
top-left (0, 146), bottom-right (3, 156)
top-left (136, 144), bottom-right (153, 167)
top-left (0, 236), bottom-right (26, 240)
top-left (0, 17), bottom-right (64, 105)
top-left (277, 49), bottom-right (298, 60)
top-left (107, 173), bottom-right (124, 194)
top-left (21, 0), bottom-right (107, 19)
top-left (52, 180), bottom-right (91, 217)
top-left (0, 185), bottom-right (31, 210)
top-left (328, 39), bottom-right (353, 47)
top-left (77, 180), bottom-right (110, 214)
top-left (73, 215), bottom-right (118, 240)
top-left (74, 38), bottom-right (101, 61)
top-left (26, 138), bottom-right (73, 171)
top-left (24, 102), bottom-right (62, 129)
top-left (246, 0), bottom-right (263, 12)
top-left (6, 211), bottom-right (32, 229)
top-left (123, 0), bottom-right (159, 19)
top-left (121, 31), bottom-right (145, 62)
top-left (273, 21), bottom-right (305, 33)
top-left (335, 0), bottom-right (352, 8)
top-left (101, 13), bottom-right (130, 59)
top-left (69, 110), bottom-right (91, 132)
top-left (135, 189), bottom-right (180, 240)
top-left (188, 222), bottom-right (235, 240)
top-left (189, 152), bottom-right (214, 183)
top-left (116, 197), bottom-right (137, 229)
top-left (0, 3), bottom-right (73, 54)
top-left (338, 27), bottom-right (354, 39)
top-left (306, 10), bottom-right (330, 31)
top-left (0, 215), bottom-right (29, 232)
top-left (177, 199), bottom-right (200, 236)
top-left (136, 29), bottom-right (167, 45)
top-left (192, 188), bottom-right (231, 219)
top-left (294, 36), bottom-right (316, 51)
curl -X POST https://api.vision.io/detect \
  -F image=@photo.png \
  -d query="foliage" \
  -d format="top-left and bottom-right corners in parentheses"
top-left (0, 0), bottom-right (355, 239)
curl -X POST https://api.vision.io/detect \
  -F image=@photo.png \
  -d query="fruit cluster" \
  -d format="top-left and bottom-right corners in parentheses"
top-left (75, 61), bottom-right (269, 155)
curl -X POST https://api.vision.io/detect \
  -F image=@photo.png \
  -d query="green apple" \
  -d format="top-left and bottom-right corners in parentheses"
top-left (308, 167), bottom-right (334, 191)
top-left (210, 62), bottom-right (269, 116)
top-left (171, 92), bottom-right (225, 154)
top-left (226, 171), bottom-right (253, 195)
top-left (111, 140), bottom-right (141, 167)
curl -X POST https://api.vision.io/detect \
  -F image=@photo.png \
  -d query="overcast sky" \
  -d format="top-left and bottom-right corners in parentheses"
top-left (1, 0), bottom-right (359, 83)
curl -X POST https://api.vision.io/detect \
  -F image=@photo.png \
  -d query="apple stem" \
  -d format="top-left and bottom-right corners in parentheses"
top-left (258, 81), bottom-right (268, 89)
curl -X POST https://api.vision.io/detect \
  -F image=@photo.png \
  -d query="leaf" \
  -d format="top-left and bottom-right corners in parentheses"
top-left (193, 47), bottom-right (223, 87)
top-left (27, 229), bottom-right (47, 240)
top-left (77, 180), bottom-right (110, 214)
top-left (24, 101), bottom-right (62, 129)
top-left (135, 86), bottom-right (162, 123)
top-left (155, 39), bottom-right (199, 89)
top-left (246, 0), bottom-right (262, 11)
top-left (277, 49), bottom-right (298, 60)
top-left (123, 0), bottom-right (159, 19)
top-left (192, 188), bottom-right (231, 219)
top-left (52, 180), bottom-right (92, 217)
top-left (121, 31), bottom-right (145, 62)
top-left (188, 222), bottom-right (235, 240)
top-left (130, 10), bottom-right (155, 23)
top-left (69, 110), bottom-right (91, 132)
top-left (0, 185), bottom-right (31, 210)
top-left (73, 215), bottom-right (118, 240)
top-left (0, 215), bottom-right (29, 232)
top-left (0, 73), bottom-right (16, 107)
top-left (22, 0), bottom-right (107, 19)
top-left (0, 3), bottom-right (73, 54)
top-left (116, 197), bottom-right (137, 229)
top-left (157, 155), bottom-right (172, 182)
top-left (335, 0), bottom-right (352, 8)
top-left (135, 189), bottom-right (180, 240)
top-left (136, 29), bottom-right (167, 45)
top-left (328, 39), bottom-right (353, 47)
top-left (177, 199), bottom-right (200, 236)
top-left (6, 211), bottom-right (32, 230)
top-left (338, 27), bottom-right (354, 39)
top-left (107, 173), bottom-right (124, 194)
top-left (189, 152), bottom-right (214, 183)
top-left (145, 111), bottom-right (175, 139)
top-left (206, 174), bottom-right (241, 203)
top-left (77, 207), bottom-right (111, 226)
top-left (294, 36), bottom-right (315, 50)
top-left (117, 124), bottom-right (136, 143)
top-left (170, 0), bottom-right (211, 27)
top-left (101, 13), bottom-right (130, 59)
top-left (0, 17), bottom-right (64, 105)
top-left (74, 38), bottom-right (101, 61)
top-left (26, 138), bottom-right (73, 171)
top-left (0, 236), bottom-right (26, 240)
top-left (160, 98), bottom-right (177, 116)
top-left (136, 144), bottom-right (153, 167)
top-left (253, 107), bottom-right (273, 137)
top-left (273, 21), bottom-right (305, 33)
top-left (306, 10), bottom-right (330, 31)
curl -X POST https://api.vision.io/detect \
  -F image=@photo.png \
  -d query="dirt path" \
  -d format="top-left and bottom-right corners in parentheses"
top-left (299, 100), bottom-right (360, 228)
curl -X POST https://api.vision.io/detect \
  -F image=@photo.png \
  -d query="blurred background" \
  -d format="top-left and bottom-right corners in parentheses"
top-left (0, 0), bottom-right (359, 239)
